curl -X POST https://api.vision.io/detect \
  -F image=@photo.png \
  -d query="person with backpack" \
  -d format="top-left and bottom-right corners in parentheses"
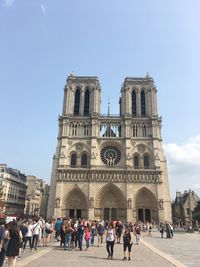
top-left (122, 225), bottom-right (135, 261)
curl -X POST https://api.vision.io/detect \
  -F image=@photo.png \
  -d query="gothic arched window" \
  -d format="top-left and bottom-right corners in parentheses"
top-left (74, 88), bottom-right (80, 115)
top-left (144, 155), bottom-right (149, 169)
top-left (70, 153), bottom-right (77, 167)
top-left (132, 90), bottom-right (137, 115)
top-left (84, 89), bottom-right (90, 115)
top-left (81, 153), bottom-right (88, 168)
top-left (141, 90), bottom-right (146, 115)
top-left (134, 155), bottom-right (139, 169)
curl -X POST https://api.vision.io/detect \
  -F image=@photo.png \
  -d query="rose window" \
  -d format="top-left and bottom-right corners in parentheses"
top-left (100, 145), bottom-right (121, 166)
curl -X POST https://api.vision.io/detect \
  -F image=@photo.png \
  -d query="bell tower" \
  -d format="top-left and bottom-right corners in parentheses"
top-left (62, 74), bottom-right (101, 116)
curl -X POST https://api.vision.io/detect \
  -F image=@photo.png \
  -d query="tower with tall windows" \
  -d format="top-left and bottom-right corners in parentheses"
top-left (47, 74), bottom-right (172, 223)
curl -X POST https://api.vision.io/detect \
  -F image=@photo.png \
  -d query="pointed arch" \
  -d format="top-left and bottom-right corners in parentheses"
top-left (74, 88), bottom-right (80, 115)
top-left (141, 90), bottom-right (146, 115)
top-left (84, 88), bottom-right (90, 115)
top-left (70, 153), bottom-right (77, 167)
top-left (65, 186), bottom-right (88, 219)
top-left (81, 153), bottom-right (88, 168)
top-left (95, 183), bottom-right (127, 221)
top-left (144, 154), bottom-right (150, 169)
top-left (132, 90), bottom-right (137, 115)
top-left (135, 187), bottom-right (158, 222)
top-left (133, 154), bottom-right (139, 169)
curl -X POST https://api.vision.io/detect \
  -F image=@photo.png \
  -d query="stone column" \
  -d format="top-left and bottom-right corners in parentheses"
top-left (136, 89), bottom-right (141, 115)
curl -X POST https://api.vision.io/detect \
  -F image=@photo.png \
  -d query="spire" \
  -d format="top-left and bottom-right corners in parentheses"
top-left (108, 97), bottom-right (110, 116)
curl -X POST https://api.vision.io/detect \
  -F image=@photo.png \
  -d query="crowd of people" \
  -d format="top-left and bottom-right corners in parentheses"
top-left (0, 216), bottom-right (174, 267)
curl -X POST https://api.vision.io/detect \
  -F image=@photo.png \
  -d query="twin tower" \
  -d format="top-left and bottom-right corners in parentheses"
top-left (47, 74), bottom-right (172, 223)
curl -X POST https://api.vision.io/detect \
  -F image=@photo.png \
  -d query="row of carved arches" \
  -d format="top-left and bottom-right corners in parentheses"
top-left (74, 87), bottom-right (90, 116)
top-left (132, 90), bottom-right (146, 115)
top-left (64, 184), bottom-right (158, 222)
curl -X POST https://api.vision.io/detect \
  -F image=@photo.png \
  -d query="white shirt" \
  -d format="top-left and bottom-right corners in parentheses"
top-left (33, 222), bottom-right (41, 235)
top-left (106, 228), bottom-right (115, 242)
top-left (26, 224), bottom-right (33, 237)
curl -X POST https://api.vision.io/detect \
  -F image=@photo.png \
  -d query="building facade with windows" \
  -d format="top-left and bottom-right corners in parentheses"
top-left (47, 74), bottom-right (172, 223)
top-left (25, 175), bottom-right (49, 218)
top-left (0, 164), bottom-right (26, 216)
top-left (172, 190), bottom-right (200, 226)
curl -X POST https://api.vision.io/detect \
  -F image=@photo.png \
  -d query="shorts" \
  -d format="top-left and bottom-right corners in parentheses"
top-left (123, 242), bottom-right (132, 252)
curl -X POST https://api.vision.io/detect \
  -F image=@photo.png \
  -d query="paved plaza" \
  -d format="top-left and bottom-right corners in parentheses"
top-left (4, 230), bottom-right (199, 267)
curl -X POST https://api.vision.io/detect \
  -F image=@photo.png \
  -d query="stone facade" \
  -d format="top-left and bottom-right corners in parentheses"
top-left (0, 164), bottom-right (26, 216)
top-left (172, 190), bottom-right (200, 226)
top-left (47, 74), bottom-right (172, 223)
top-left (25, 175), bottom-right (49, 218)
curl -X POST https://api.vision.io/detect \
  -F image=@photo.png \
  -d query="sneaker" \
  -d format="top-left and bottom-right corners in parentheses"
top-left (123, 257), bottom-right (127, 261)
top-left (128, 257), bottom-right (131, 261)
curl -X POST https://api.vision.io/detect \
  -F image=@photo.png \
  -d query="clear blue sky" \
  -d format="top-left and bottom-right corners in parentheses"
top-left (1, 0), bottom-right (200, 198)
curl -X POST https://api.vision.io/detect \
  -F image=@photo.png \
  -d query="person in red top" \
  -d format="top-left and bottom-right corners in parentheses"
top-left (84, 223), bottom-right (91, 251)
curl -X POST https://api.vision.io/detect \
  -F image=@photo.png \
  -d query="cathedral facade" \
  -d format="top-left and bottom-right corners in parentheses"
top-left (47, 74), bottom-right (172, 223)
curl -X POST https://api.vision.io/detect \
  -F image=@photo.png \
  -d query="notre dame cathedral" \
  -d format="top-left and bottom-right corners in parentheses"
top-left (47, 74), bottom-right (172, 223)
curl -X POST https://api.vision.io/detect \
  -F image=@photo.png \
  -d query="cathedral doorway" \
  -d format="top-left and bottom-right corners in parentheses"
top-left (66, 187), bottom-right (88, 219)
top-left (135, 187), bottom-right (158, 222)
top-left (95, 183), bottom-right (126, 221)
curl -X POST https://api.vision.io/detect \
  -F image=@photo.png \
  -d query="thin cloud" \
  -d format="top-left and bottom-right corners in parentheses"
top-left (40, 3), bottom-right (46, 15)
top-left (164, 135), bottom-right (200, 198)
top-left (1, 0), bottom-right (14, 7)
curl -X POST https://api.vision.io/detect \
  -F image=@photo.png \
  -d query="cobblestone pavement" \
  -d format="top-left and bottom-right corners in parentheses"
top-left (14, 239), bottom-right (173, 267)
top-left (142, 230), bottom-right (200, 267)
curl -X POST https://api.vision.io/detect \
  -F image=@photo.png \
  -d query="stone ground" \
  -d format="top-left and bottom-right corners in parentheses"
top-left (142, 230), bottom-right (200, 267)
top-left (3, 230), bottom-right (200, 267)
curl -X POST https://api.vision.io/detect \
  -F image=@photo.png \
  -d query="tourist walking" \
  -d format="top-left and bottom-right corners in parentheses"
top-left (64, 221), bottom-right (74, 251)
top-left (55, 218), bottom-right (62, 241)
top-left (106, 223), bottom-right (116, 260)
top-left (84, 223), bottom-right (91, 251)
top-left (135, 223), bottom-right (141, 245)
top-left (43, 220), bottom-right (53, 247)
top-left (24, 219), bottom-right (33, 251)
top-left (90, 222), bottom-right (97, 246)
top-left (32, 219), bottom-right (41, 250)
top-left (6, 221), bottom-right (22, 267)
top-left (97, 222), bottom-right (104, 247)
top-left (116, 221), bottom-right (123, 244)
top-left (159, 223), bottom-right (164, 238)
top-left (77, 220), bottom-right (85, 251)
top-left (122, 225), bottom-right (135, 261)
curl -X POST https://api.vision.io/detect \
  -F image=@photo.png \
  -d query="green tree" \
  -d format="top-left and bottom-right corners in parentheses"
top-left (193, 201), bottom-right (200, 222)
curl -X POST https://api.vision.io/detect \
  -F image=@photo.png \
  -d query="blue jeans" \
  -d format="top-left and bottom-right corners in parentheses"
top-left (78, 234), bottom-right (83, 250)
top-left (65, 234), bottom-right (72, 250)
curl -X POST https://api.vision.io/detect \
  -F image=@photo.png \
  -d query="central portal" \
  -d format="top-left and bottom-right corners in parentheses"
top-left (95, 183), bottom-right (127, 221)
top-left (103, 208), bottom-right (117, 221)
